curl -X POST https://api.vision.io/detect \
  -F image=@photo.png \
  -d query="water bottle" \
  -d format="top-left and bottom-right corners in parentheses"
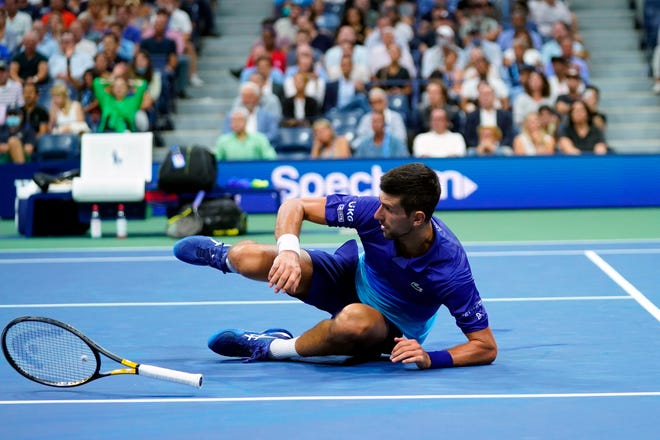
top-left (90, 204), bottom-right (102, 238)
top-left (116, 204), bottom-right (127, 239)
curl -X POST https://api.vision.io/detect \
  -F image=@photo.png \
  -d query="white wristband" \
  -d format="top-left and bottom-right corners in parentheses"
top-left (277, 234), bottom-right (301, 256)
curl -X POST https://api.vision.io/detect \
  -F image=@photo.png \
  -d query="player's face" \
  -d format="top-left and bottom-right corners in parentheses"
top-left (374, 193), bottom-right (414, 240)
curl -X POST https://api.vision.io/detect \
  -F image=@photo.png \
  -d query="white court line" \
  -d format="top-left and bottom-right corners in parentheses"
top-left (585, 251), bottom-right (660, 323)
top-left (1, 391), bottom-right (659, 405)
top-left (0, 296), bottom-right (633, 309)
top-left (462, 238), bottom-right (660, 246)
top-left (468, 249), bottom-right (660, 257)
top-left (1, 237), bottom-right (660, 254)
top-left (1, 248), bottom-right (659, 264)
top-left (0, 300), bottom-right (300, 308)
top-left (0, 256), bottom-right (174, 264)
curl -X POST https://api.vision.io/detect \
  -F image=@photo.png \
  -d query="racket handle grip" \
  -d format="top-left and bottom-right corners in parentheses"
top-left (138, 364), bottom-right (203, 388)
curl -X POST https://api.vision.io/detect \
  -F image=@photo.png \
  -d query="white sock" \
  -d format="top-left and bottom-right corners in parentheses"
top-left (225, 257), bottom-right (235, 273)
top-left (268, 337), bottom-right (300, 360)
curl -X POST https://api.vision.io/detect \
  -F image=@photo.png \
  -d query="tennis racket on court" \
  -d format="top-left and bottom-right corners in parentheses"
top-left (2, 316), bottom-right (203, 389)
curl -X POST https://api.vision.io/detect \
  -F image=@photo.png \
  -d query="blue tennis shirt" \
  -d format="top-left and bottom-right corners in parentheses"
top-left (325, 194), bottom-right (488, 342)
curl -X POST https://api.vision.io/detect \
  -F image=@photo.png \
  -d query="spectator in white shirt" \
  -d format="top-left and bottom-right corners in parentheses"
top-left (5, 0), bottom-right (32, 41)
top-left (354, 87), bottom-right (407, 147)
top-left (367, 26), bottom-right (417, 78)
top-left (413, 108), bottom-right (466, 158)
top-left (324, 26), bottom-right (368, 74)
top-left (48, 31), bottom-right (94, 93)
top-left (528, 0), bottom-right (574, 42)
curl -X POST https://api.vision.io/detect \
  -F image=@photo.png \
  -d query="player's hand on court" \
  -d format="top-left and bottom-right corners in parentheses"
top-left (268, 250), bottom-right (302, 294)
top-left (390, 337), bottom-right (432, 370)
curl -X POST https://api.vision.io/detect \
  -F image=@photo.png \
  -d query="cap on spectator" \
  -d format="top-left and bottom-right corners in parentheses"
top-left (436, 25), bottom-right (455, 40)
top-left (0, 60), bottom-right (7, 70)
top-left (551, 56), bottom-right (567, 64)
top-left (566, 67), bottom-right (580, 78)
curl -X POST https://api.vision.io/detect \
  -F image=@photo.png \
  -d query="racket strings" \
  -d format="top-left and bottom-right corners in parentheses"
top-left (5, 321), bottom-right (97, 385)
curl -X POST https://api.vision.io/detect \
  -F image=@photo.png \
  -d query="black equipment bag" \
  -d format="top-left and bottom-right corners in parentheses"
top-left (158, 145), bottom-right (217, 193)
top-left (198, 197), bottom-right (247, 236)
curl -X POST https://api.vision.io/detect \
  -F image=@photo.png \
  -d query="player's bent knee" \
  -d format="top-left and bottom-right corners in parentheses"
top-left (330, 304), bottom-right (387, 343)
top-left (227, 241), bottom-right (276, 275)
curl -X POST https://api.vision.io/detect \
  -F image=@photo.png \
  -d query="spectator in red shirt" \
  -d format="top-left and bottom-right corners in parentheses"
top-left (41, 0), bottom-right (77, 30)
top-left (246, 26), bottom-right (287, 73)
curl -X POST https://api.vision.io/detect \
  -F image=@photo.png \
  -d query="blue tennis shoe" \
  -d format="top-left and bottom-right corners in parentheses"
top-left (173, 236), bottom-right (231, 273)
top-left (208, 328), bottom-right (293, 362)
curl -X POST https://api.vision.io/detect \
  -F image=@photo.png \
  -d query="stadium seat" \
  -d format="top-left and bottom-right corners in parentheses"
top-left (388, 94), bottom-right (410, 124)
top-left (327, 109), bottom-right (363, 143)
top-left (276, 126), bottom-right (313, 159)
top-left (316, 13), bottom-right (341, 34)
top-left (33, 133), bottom-right (81, 162)
top-left (324, 1), bottom-right (344, 16)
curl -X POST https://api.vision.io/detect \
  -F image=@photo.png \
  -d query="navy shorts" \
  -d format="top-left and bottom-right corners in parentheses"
top-left (305, 239), bottom-right (360, 315)
top-left (305, 240), bottom-right (402, 352)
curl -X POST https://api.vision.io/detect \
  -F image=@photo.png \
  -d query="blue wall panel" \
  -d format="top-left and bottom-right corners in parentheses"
top-left (2, 155), bottom-right (658, 218)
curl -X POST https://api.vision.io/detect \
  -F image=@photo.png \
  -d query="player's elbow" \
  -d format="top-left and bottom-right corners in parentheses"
top-left (467, 328), bottom-right (497, 365)
top-left (483, 342), bottom-right (498, 365)
top-left (472, 338), bottom-right (497, 366)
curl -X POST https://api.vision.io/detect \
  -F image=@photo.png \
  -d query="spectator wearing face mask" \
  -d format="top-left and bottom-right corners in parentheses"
top-left (0, 105), bottom-right (36, 164)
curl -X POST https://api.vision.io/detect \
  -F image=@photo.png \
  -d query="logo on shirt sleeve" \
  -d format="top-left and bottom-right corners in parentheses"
top-left (461, 300), bottom-right (485, 320)
top-left (336, 201), bottom-right (356, 224)
top-left (337, 204), bottom-right (345, 223)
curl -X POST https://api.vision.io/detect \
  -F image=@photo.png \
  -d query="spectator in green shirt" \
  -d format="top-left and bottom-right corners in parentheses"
top-left (93, 71), bottom-right (148, 133)
top-left (214, 107), bottom-right (277, 161)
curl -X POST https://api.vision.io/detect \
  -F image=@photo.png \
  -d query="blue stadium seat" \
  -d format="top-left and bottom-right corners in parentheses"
top-left (33, 133), bottom-right (81, 162)
top-left (316, 13), bottom-right (341, 34)
top-left (324, 1), bottom-right (344, 16)
top-left (388, 94), bottom-right (410, 124)
top-left (276, 126), bottom-right (313, 159)
top-left (327, 109), bottom-right (363, 143)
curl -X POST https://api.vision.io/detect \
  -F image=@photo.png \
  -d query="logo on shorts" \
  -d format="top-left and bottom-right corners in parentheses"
top-left (410, 282), bottom-right (423, 293)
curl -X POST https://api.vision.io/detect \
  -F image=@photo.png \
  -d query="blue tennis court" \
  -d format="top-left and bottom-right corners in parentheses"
top-left (1, 239), bottom-right (659, 439)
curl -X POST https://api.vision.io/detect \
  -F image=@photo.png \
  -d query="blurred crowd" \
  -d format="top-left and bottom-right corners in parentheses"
top-left (2, 0), bottom-right (644, 166)
top-left (0, 0), bottom-right (218, 164)
top-left (214, 0), bottom-right (614, 162)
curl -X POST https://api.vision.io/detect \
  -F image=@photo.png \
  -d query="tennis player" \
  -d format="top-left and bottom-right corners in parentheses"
top-left (174, 163), bottom-right (497, 369)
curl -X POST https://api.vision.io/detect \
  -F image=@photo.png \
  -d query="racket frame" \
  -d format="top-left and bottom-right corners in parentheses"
top-left (2, 316), bottom-right (202, 388)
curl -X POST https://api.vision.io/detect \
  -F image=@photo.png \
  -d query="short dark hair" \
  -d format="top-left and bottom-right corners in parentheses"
top-left (380, 163), bottom-right (441, 221)
top-left (22, 81), bottom-right (38, 94)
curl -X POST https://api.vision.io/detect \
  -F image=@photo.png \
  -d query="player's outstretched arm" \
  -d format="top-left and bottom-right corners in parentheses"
top-left (390, 327), bottom-right (497, 370)
top-left (274, 197), bottom-right (328, 238)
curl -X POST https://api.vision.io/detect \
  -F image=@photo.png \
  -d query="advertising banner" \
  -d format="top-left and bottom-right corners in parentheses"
top-left (215, 155), bottom-right (660, 210)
